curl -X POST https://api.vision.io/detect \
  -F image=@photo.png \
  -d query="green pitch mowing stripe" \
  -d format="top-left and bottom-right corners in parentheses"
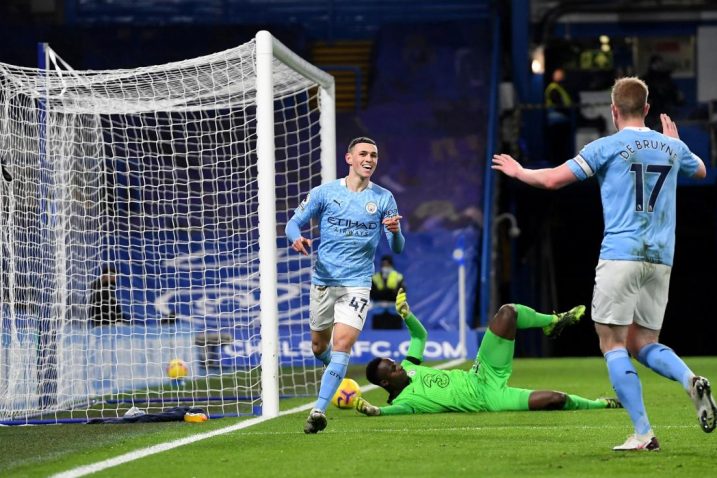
top-left (49, 360), bottom-right (465, 478)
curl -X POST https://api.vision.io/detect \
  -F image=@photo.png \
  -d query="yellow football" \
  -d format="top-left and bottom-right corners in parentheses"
top-left (166, 358), bottom-right (189, 379)
top-left (331, 378), bottom-right (362, 409)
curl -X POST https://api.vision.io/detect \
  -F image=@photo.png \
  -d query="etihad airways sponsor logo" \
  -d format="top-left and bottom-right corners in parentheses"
top-left (327, 217), bottom-right (379, 229)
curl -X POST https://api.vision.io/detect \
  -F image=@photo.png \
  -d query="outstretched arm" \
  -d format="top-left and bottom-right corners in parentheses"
top-left (355, 290), bottom-right (426, 418)
top-left (396, 288), bottom-right (427, 361)
top-left (492, 154), bottom-right (578, 190)
top-left (356, 397), bottom-right (414, 416)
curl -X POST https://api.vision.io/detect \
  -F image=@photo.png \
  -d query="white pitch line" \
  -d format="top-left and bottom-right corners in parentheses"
top-left (51, 358), bottom-right (466, 478)
top-left (216, 423), bottom-right (700, 437)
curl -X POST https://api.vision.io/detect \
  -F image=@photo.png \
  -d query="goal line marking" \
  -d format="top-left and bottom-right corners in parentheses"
top-left (51, 359), bottom-right (466, 478)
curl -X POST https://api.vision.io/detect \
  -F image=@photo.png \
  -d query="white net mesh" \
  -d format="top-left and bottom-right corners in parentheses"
top-left (0, 38), bottom-right (327, 422)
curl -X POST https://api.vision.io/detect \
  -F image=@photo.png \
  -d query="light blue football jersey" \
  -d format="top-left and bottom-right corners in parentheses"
top-left (567, 127), bottom-right (702, 266)
top-left (287, 178), bottom-right (402, 286)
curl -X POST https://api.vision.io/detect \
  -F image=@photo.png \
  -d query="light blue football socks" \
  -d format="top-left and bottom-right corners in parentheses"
top-left (315, 351), bottom-right (350, 412)
top-left (637, 343), bottom-right (694, 392)
top-left (605, 348), bottom-right (652, 435)
top-left (315, 344), bottom-right (333, 366)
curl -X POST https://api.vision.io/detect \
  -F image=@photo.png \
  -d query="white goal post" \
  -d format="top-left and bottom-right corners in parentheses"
top-left (255, 31), bottom-right (335, 417)
top-left (0, 31), bottom-right (335, 423)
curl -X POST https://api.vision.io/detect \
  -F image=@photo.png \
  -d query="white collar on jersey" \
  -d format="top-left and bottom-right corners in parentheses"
top-left (340, 177), bottom-right (374, 189)
top-left (622, 126), bottom-right (650, 132)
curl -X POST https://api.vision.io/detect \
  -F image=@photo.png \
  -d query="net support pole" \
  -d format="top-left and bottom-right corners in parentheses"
top-left (453, 238), bottom-right (467, 360)
top-left (479, 17), bottom-right (501, 326)
top-left (458, 263), bottom-right (467, 359)
top-left (319, 85), bottom-right (336, 183)
top-left (37, 41), bottom-right (59, 408)
top-left (268, 32), bottom-right (336, 184)
top-left (256, 30), bottom-right (280, 419)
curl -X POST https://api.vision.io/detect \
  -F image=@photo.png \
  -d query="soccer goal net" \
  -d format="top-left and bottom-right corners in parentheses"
top-left (0, 31), bottom-right (335, 424)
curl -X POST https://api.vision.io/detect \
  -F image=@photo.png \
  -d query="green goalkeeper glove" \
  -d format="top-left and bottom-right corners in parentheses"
top-left (355, 397), bottom-right (380, 416)
top-left (395, 288), bottom-right (410, 319)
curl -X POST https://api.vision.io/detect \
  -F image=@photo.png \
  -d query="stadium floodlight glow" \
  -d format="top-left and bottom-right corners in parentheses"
top-left (0, 31), bottom-right (335, 424)
top-left (530, 45), bottom-right (545, 75)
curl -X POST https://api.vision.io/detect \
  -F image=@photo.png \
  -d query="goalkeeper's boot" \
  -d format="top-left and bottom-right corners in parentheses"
top-left (613, 432), bottom-right (660, 452)
top-left (303, 408), bottom-right (327, 434)
top-left (690, 376), bottom-right (717, 433)
top-left (543, 305), bottom-right (585, 338)
top-left (599, 397), bottom-right (623, 409)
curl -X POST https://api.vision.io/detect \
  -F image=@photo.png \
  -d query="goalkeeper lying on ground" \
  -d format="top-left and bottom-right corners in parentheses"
top-left (356, 289), bottom-right (622, 416)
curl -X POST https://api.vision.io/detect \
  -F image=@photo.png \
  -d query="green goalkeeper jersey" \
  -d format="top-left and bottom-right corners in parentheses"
top-left (378, 312), bottom-right (486, 415)
top-left (379, 362), bottom-right (486, 415)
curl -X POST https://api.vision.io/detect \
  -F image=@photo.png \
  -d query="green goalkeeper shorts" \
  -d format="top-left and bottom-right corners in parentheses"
top-left (473, 329), bottom-right (532, 412)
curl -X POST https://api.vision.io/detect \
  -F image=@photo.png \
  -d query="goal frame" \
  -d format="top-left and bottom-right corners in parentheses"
top-left (254, 30), bottom-right (335, 418)
top-left (2, 31), bottom-right (336, 423)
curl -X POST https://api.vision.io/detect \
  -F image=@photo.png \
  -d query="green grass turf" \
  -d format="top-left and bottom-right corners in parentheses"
top-left (2, 357), bottom-right (716, 477)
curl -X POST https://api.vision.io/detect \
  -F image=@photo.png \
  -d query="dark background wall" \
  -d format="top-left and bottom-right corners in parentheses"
top-left (501, 0), bottom-right (717, 356)
top-left (504, 176), bottom-right (717, 357)
top-left (1, 0), bottom-right (715, 356)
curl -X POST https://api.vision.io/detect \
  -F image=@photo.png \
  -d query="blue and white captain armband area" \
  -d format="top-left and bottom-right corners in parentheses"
top-left (572, 155), bottom-right (594, 178)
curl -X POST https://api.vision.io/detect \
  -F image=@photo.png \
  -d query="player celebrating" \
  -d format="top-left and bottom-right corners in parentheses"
top-left (286, 136), bottom-right (405, 434)
top-left (356, 289), bottom-right (621, 416)
top-left (492, 77), bottom-right (715, 451)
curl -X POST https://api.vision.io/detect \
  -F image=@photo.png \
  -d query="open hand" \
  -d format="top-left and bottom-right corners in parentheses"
top-left (491, 154), bottom-right (523, 178)
top-left (660, 113), bottom-right (680, 139)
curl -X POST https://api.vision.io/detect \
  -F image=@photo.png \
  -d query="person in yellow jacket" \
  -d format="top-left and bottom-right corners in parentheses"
top-left (544, 68), bottom-right (574, 161)
top-left (545, 68), bottom-right (572, 110)
top-left (545, 68), bottom-right (606, 162)
top-left (370, 255), bottom-right (405, 329)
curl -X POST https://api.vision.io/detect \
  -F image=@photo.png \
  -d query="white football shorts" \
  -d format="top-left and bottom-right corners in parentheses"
top-left (591, 259), bottom-right (671, 330)
top-left (309, 285), bottom-right (371, 332)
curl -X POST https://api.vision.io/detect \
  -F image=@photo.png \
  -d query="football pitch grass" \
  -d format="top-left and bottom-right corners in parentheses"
top-left (2, 356), bottom-right (716, 478)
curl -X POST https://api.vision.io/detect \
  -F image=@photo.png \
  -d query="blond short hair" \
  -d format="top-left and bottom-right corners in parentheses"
top-left (611, 77), bottom-right (649, 119)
